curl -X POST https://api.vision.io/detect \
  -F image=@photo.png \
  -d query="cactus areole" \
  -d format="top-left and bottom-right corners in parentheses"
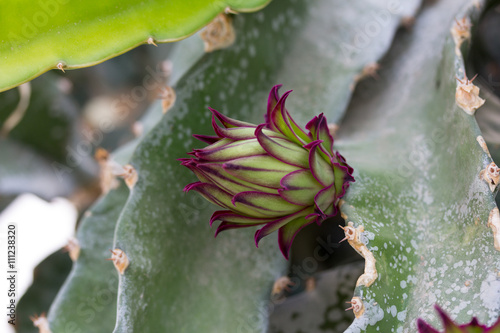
top-left (181, 85), bottom-right (355, 259)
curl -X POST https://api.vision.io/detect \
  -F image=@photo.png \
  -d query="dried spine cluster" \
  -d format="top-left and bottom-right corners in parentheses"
top-left (340, 222), bottom-right (378, 287)
top-left (346, 297), bottom-right (365, 318)
top-left (455, 74), bottom-right (485, 115)
top-left (200, 13), bottom-right (236, 52)
top-left (480, 162), bottom-right (500, 193)
top-left (30, 313), bottom-right (52, 333)
top-left (488, 208), bottom-right (500, 251)
top-left (107, 248), bottom-right (129, 275)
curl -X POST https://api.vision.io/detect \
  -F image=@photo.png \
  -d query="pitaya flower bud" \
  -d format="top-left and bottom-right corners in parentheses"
top-left (417, 304), bottom-right (500, 332)
top-left (180, 85), bottom-right (354, 259)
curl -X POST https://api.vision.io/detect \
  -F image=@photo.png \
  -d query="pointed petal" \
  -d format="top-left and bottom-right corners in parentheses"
top-left (210, 210), bottom-right (273, 226)
top-left (195, 139), bottom-right (266, 162)
top-left (209, 107), bottom-right (255, 128)
top-left (316, 114), bottom-right (334, 153)
top-left (416, 319), bottom-right (440, 333)
top-left (254, 207), bottom-right (313, 247)
top-left (306, 114), bottom-right (334, 151)
top-left (212, 114), bottom-right (285, 141)
top-left (223, 155), bottom-right (300, 189)
top-left (285, 110), bottom-right (312, 144)
top-left (211, 113), bottom-right (258, 140)
top-left (180, 160), bottom-right (211, 184)
top-left (314, 183), bottom-right (336, 217)
top-left (435, 305), bottom-right (461, 331)
top-left (306, 140), bottom-right (334, 187)
top-left (194, 137), bottom-right (234, 152)
top-left (196, 162), bottom-right (276, 194)
top-left (193, 134), bottom-right (221, 144)
top-left (215, 221), bottom-right (263, 237)
top-left (278, 215), bottom-right (316, 260)
top-left (332, 163), bottom-right (355, 199)
top-left (184, 182), bottom-right (235, 210)
top-left (278, 169), bottom-right (323, 206)
top-left (270, 90), bottom-right (309, 145)
top-left (232, 191), bottom-right (303, 218)
top-left (266, 84), bottom-right (282, 130)
top-left (255, 124), bottom-right (309, 168)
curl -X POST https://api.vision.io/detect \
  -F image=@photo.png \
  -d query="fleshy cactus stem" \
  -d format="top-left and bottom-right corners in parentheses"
top-left (180, 85), bottom-right (354, 259)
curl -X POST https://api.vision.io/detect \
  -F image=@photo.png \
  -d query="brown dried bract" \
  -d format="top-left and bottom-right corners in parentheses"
top-left (328, 123), bottom-right (339, 138)
top-left (271, 276), bottom-right (294, 298)
top-left (64, 237), bottom-right (80, 262)
top-left (351, 63), bottom-right (380, 91)
top-left (200, 13), bottom-right (236, 52)
top-left (400, 16), bottom-right (416, 29)
top-left (30, 313), bottom-right (52, 333)
top-left (160, 86), bottom-right (176, 114)
top-left (132, 121), bottom-right (144, 137)
top-left (95, 148), bottom-right (120, 194)
top-left (480, 162), bottom-right (500, 192)
top-left (305, 276), bottom-right (316, 292)
top-left (119, 164), bottom-right (138, 189)
top-left (455, 74), bottom-right (485, 115)
top-left (345, 297), bottom-right (365, 318)
top-left (107, 248), bottom-right (129, 275)
top-left (340, 222), bottom-right (378, 287)
top-left (451, 17), bottom-right (472, 48)
top-left (487, 208), bottom-right (500, 251)
top-left (477, 136), bottom-right (492, 158)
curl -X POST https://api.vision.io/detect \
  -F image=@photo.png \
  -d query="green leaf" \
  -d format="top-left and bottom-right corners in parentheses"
top-left (0, 0), bottom-right (270, 92)
top-left (0, 73), bottom-right (97, 200)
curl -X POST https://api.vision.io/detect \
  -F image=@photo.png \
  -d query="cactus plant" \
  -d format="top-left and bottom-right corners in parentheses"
top-left (5, 0), bottom-right (500, 332)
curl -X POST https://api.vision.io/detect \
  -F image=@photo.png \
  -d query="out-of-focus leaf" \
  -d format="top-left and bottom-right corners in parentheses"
top-left (0, 0), bottom-right (270, 92)
top-left (16, 250), bottom-right (72, 333)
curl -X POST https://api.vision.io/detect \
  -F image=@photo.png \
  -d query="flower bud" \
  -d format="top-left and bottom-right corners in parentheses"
top-left (181, 85), bottom-right (354, 259)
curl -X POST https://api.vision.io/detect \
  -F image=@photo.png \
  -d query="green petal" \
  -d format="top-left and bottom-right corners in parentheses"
top-left (223, 155), bottom-right (300, 188)
top-left (279, 170), bottom-right (323, 206)
top-left (232, 192), bottom-right (303, 218)
top-left (278, 215), bottom-right (316, 260)
top-left (256, 125), bottom-right (309, 167)
top-left (197, 163), bottom-right (277, 194)
top-left (195, 139), bottom-right (266, 161)
top-left (308, 141), bottom-right (334, 187)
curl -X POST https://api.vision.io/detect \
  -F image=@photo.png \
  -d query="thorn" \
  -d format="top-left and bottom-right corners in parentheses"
top-left (57, 62), bottom-right (65, 73)
top-left (224, 7), bottom-right (238, 14)
top-left (147, 37), bottom-right (157, 47)
top-left (339, 236), bottom-right (348, 243)
top-left (455, 76), bottom-right (464, 84)
top-left (469, 73), bottom-right (478, 83)
top-left (345, 305), bottom-right (354, 311)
